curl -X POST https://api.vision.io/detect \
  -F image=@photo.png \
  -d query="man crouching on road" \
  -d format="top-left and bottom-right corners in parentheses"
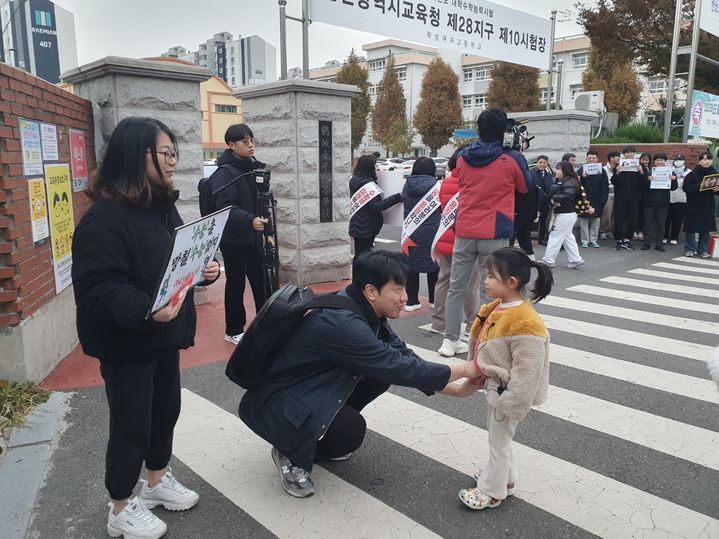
top-left (239, 250), bottom-right (481, 498)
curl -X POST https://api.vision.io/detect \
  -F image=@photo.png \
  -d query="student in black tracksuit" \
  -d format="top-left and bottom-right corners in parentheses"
top-left (72, 117), bottom-right (220, 538)
top-left (530, 155), bottom-right (554, 245)
top-left (611, 146), bottom-right (647, 250)
top-left (211, 123), bottom-right (269, 344)
top-left (641, 152), bottom-right (677, 252)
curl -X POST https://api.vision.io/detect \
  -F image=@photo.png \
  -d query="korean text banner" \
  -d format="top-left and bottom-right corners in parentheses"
top-left (149, 207), bottom-right (231, 315)
top-left (688, 90), bottom-right (719, 139)
top-left (309, 0), bottom-right (551, 69)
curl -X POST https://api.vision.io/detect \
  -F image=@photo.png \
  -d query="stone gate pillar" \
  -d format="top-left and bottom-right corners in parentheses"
top-left (234, 80), bottom-right (359, 285)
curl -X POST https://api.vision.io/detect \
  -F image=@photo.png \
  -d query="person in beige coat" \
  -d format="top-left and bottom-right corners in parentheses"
top-left (445, 247), bottom-right (553, 510)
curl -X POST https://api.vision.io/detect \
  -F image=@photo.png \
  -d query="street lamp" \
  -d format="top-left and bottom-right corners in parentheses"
top-left (277, 0), bottom-right (310, 80)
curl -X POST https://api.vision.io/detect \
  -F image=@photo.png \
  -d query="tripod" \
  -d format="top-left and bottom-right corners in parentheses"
top-left (255, 171), bottom-right (280, 298)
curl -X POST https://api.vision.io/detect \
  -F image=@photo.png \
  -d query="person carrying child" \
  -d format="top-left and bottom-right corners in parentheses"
top-left (443, 247), bottom-right (553, 510)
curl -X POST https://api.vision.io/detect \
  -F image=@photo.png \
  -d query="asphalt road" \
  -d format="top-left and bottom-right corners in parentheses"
top-left (27, 228), bottom-right (719, 538)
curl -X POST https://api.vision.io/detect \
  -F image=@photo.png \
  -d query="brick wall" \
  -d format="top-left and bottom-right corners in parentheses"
top-left (588, 144), bottom-right (709, 168)
top-left (0, 63), bottom-right (96, 328)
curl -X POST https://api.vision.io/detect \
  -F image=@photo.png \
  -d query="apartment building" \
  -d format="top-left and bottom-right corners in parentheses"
top-left (163, 33), bottom-right (276, 88)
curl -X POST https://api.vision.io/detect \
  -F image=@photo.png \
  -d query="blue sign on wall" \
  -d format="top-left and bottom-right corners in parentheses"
top-left (454, 129), bottom-right (477, 139)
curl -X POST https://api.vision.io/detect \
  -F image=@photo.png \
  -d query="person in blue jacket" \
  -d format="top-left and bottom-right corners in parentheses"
top-left (402, 157), bottom-right (441, 311)
top-left (239, 250), bottom-right (479, 498)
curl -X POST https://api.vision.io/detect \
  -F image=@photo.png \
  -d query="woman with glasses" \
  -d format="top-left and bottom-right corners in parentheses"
top-left (72, 117), bottom-right (220, 539)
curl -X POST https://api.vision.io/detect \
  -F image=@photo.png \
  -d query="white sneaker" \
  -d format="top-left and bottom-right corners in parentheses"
top-left (224, 333), bottom-right (243, 345)
top-left (140, 468), bottom-right (199, 511)
top-left (428, 303), bottom-right (435, 308)
top-left (438, 338), bottom-right (468, 357)
top-left (404, 304), bottom-right (421, 312)
top-left (107, 496), bottom-right (167, 539)
top-left (662, 239), bottom-right (667, 244)
top-left (669, 240), bottom-right (678, 245)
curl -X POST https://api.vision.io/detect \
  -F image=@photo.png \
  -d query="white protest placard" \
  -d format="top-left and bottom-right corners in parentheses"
top-left (149, 207), bottom-right (231, 315)
top-left (582, 163), bottom-right (603, 176)
top-left (309, 0), bottom-right (551, 69)
top-left (618, 158), bottom-right (640, 173)
top-left (701, 0), bottom-right (719, 39)
top-left (19, 118), bottom-right (43, 176)
top-left (378, 169), bottom-right (405, 227)
top-left (40, 123), bottom-right (59, 161)
top-left (650, 166), bottom-right (672, 189)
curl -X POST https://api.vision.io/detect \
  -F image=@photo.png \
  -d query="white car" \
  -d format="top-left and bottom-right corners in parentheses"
top-left (376, 157), bottom-right (404, 172)
top-left (397, 159), bottom-right (417, 176)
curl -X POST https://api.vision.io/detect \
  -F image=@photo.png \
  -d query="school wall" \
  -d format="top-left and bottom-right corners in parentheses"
top-left (0, 63), bottom-right (96, 382)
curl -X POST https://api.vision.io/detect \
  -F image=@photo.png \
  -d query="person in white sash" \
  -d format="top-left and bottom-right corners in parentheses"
top-left (431, 145), bottom-right (482, 335)
top-left (349, 155), bottom-right (402, 256)
top-left (402, 157), bottom-right (441, 311)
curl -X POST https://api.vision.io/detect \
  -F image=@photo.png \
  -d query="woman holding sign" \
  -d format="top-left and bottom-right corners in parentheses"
top-left (349, 155), bottom-right (402, 256)
top-left (683, 151), bottom-right (719, 258)
top-left (72, 117), bottom-right (220, 539)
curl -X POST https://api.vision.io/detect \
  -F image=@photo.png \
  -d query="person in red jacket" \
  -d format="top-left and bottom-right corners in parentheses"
top-left (431, 145), bottom-right (481, 336)
top-left (439, 108), bottom-right (532, 357)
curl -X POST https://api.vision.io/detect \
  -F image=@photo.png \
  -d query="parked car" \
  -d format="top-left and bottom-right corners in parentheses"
top-left (432, 157), bottom-right (449, 178)
top-left (398, 159), bottom-right (417, 176)
top-left (376, 157), bottom-right (405, 172)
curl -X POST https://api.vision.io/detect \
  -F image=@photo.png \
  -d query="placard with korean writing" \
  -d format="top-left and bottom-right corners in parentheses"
top-left (40, 123), bottom-right (59, 161)
top-left (45, 163), bottom-right (74, 293)
top-left (582, 163), bottom-right (602, 176)
top-left (69, 129), bottom-right (88, 192)
top-left (319, 120), bottom-right (333, 223)
top-left (149, 207), bottom-right (231, 315)
top-left (28, 177), bottom-right (49, 243)
top-left (650, 166), bottom-right (672, 189)
top-left (19, 118), bottom-right (43, 176)
top-left (309, 0), bottom-right (551, 69)
top-left (618, 158), bottom-right (639, 173)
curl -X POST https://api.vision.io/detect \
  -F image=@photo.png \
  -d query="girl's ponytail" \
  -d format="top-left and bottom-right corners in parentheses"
top-left (529, 260), bottom-right (554, 302)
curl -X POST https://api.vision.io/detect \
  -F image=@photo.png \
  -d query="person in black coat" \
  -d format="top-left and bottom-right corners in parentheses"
top-left (578, 150), bottom-right (609, 248)
top-left (239, 250), bottom-right (479, 498)
top-left (401, 157), bottom-right (440, 310)
top-left (72, 117), bottom-right (220, 537)
top-left (530, 156), bottom-right (554, 245)
top-left (348, 155), bottom-right (402, 256)
top-left (211, 123), bottom-right (269, 344)
top-left (641, 153), bottom-right (677, 252)
top-left (611, 146), bottom-right (647, 250)
top-left (683, 151), bottom-right (719, 257)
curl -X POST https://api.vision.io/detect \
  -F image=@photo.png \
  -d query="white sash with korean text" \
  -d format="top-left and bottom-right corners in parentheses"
top-left (430, 191), bottom-right (459, 262)
top-left (349, 181), bottom-right (383, 220)
top-left (401, 182), bottom-right (442, 255)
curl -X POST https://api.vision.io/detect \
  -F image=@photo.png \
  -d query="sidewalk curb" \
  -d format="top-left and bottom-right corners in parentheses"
top-left (0, 392), bottom-right (72, 539)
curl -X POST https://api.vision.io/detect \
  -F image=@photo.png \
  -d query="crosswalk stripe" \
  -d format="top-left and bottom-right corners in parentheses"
top-left (416, 330), bottom-right (717, 404)
top-left (653, 261), bottom-right (719, 275)
top-left (542, 314), bottom-right (713, 362)
top-left (567, 284), bottom-right (719, 315)
top-left (671, 256), bottom-right (719, 266)
top-left (373, 237), bottom-right (396, 243)
top-left (173, 389), bottom-right (441, 539)
top-left (549, 344), bottom-right (718, 404)
top-left (600, 276), bottom-right (719, 299)
top-left (407, 345), bottom-right (719, 470)
top-left (628, 268), bottom-right (719, 285)
top-left (540, 295), bottom-right (719, 335)
top-left (365, 392), bottom-right (719, 538)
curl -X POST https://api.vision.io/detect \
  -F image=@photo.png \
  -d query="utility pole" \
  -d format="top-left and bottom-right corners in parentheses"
top-left (682, 0), bottom-right (702, 142)
top-left (663, 0), bottom-right (683, 142)
top-left (546, 10), bottom-right (557, 112)
top-left (278, 1), bottom-right (288, 79)
top-left (278, 0), bottom-right (310, 79)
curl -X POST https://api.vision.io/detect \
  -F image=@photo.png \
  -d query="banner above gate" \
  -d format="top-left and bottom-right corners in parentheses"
top-left (309, 0), bottom-right (551, 69)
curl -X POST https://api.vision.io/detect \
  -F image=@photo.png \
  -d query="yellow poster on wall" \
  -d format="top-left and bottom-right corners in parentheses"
top-left (45, 164), bottom-right (74, 293)
top-left (28, 178), bottom-right (49, 243)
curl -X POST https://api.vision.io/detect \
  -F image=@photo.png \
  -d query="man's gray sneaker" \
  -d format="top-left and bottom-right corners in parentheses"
top-left (271, 447), bottom-right (315, 498)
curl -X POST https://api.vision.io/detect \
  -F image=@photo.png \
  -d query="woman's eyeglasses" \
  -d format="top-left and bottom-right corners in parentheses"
top-left (147, 150), bottom-right (178, 164)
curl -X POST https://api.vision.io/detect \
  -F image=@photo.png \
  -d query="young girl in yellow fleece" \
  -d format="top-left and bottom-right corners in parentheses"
top-left (452, 246), bottom-right (553, 510)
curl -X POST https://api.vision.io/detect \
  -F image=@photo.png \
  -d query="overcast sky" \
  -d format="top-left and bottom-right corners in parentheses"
top-left (53, 0), bottom-right (584, 71)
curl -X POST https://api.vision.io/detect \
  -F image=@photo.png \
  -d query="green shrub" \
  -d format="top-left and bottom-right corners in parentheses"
top-left (0, 380), bottom-right (50, 432)
top-left (594, 122), bottom-right (682, 144)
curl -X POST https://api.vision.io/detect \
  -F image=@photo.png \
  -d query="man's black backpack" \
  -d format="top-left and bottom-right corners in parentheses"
top-left (225, 284), bottom-right (366, 389)
top-left (198, 165), bottom-right (243, 217)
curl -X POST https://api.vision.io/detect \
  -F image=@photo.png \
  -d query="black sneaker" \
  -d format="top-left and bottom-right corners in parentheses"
top-left (640, 243), bottom-right (651, 250)
top-left (271, 447), bottom-right (315, 498)
top-left (655, 244), bottom-right (666, 252)
top-left (615, 241), bottom-right (622, 250)
top-left (621, 240), bottom-right (634, 251)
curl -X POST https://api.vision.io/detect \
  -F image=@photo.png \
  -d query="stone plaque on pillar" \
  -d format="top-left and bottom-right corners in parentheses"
top-left (319, 120), bottom-right (333, 223)
top-left (234, 80), bottom-right (360, 286)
